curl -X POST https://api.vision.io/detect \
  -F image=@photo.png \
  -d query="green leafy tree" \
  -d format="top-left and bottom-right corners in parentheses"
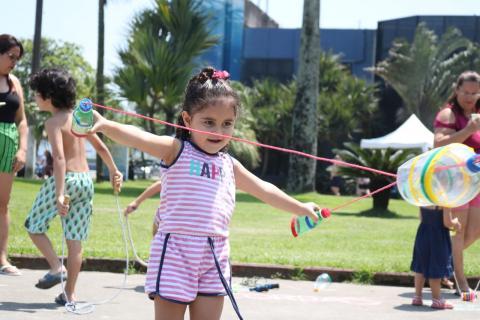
top-left (229, 81), bottom-right (260, 170)
top-left (317, 52), bottom-right (379, 151)
top-left (334, 143), bottom-right (416, 210)
top-left (370, 23), bottom-right (480, 128)
top-left (240, 79), bottom-right (295, 177)
top-left (315, 52), bottom-right (379, 193)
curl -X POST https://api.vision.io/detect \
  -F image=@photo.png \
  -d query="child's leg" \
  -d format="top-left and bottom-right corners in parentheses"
top-left (0, 172), bottom-right (14, 267)
top-left (412, 273), bottom-right (425, 306)
top-left (189, 296), bottom-right (224, 320)
top-left (414, 273), bottom-right (425, 298)
top-left (154, 296), bottom-right (187, 320)
top-left (29, 233), bottom-right (64, 273)
top-left (429, 278), bottom-right (441, 300)
top-left (25, 176), bottom-right (62, 273)
top-left (430, 278), bottom-right (454, 309)
top-left (64, 239), bottom-right (82, 301)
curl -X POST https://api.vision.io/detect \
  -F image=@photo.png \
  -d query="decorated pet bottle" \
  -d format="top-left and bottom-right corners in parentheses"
top-left (396, 143), bottom-right (480, 208)
top-left (71, 98), bottom-right (94, 137)
top-left (291, 208), bottom-right (331, 237)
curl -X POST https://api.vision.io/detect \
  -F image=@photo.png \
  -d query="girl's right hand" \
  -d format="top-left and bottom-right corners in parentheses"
top-left (301, 202), bottom-right (320, 222)
top-left (88, 110), bottom-right (108, 134)
top-left (124, 201), bottom-right (139, 216)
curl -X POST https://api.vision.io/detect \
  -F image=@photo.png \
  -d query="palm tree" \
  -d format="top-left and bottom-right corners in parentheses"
top-left (370, 23), bottom-right (480, 128)
top-left (23, 0), bottom-right (44, 178)
top-left (317, 51), bottom-right (379, 151)
top-left (95, 0), bottom-right (107, 181)
top-left (286, 0), bottom-right (320, 193)
top-left (114, 0), bottom-right (218, 135)
top-left (334, 143), bottom-right (416, 210)
top-left (243, 79), bottom-right (295, 177)
top-left (229, 81), bottom-right (261, 170)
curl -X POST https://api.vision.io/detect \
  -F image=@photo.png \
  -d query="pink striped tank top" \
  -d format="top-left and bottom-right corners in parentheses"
top-left (157, 140), bottom-right (236, 237)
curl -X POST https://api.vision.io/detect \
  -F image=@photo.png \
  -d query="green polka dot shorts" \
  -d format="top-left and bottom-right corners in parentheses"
top-left (24, 172), bottom-right (94, 241)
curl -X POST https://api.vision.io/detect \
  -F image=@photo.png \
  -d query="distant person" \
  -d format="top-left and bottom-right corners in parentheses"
top-left (327, 156), bottom-right (342, 196)
top-left (24, 68), bottom-right (122, 305)
top-left (124, 180), bottom-right (162, 236)
top-left (88, 67), bottom-right (322, 320)
top-left (356, 177), bottom-right (370, 196)
top-left (410, 206), bottom-right (460, 309)
top-left (43, 150), bottom-right (53, 178)
top-left (128, 159), bottom-right (135, 180)
top-left (0, 34), bottom-right (28, 277)
top-left (433, 71), bottom-right (480, 295)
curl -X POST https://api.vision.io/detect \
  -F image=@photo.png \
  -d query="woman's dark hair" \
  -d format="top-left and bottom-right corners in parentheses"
top-left (29, 68), bottom-right (77, 110)
top-left (175, 67), bottom-right (240, 140)
top-left (0, 34), bottom-right (24, 58)
top-left (447, 71), bottom-right (480, 111)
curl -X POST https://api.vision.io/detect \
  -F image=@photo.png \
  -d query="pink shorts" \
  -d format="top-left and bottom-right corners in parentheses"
top-left (145, 232), bottom-right (231, 303)
top-left (453, 193), bottom-right (480, 211)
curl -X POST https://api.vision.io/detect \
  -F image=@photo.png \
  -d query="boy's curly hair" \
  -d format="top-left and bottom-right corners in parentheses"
top-left (29, 68), bottom-right (77, 110)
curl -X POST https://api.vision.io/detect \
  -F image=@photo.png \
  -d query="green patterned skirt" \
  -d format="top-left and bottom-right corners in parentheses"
top-left (0, 122), bottom-right (18, 173)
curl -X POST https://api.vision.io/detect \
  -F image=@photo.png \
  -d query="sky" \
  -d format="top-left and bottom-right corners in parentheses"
top-left (0, 0), bottom-right (477, 75)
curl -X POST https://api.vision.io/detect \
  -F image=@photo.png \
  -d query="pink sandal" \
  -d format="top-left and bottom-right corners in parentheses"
top-left (411, 296), bottom-right (423, 306)
top-left (431, 298), bottom-right (454, 310)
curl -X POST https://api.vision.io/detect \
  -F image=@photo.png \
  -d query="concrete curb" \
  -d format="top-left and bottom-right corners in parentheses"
top-left (9, 254), bottom-right (480, 288)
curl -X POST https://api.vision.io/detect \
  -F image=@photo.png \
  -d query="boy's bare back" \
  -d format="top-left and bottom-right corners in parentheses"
top-left (46, 110), bottom-right (89, 173)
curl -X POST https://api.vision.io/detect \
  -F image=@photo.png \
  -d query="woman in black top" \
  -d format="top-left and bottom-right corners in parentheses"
top-left (0, 34), bottom-right (28, 276)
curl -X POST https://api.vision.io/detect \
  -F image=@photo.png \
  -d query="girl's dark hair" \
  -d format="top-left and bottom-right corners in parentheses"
top-left (176, 67), bottom-right (240, 140)
top-left (447, 71), bottom-right (480, 111)
top-left (29, 68), bottom-right (77, 110)
top-left (0, 34), bottom-right (24, 58)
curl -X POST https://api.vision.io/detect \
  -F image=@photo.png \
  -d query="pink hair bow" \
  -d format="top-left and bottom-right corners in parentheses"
top-left (212, 70), bottom-right (230, 80)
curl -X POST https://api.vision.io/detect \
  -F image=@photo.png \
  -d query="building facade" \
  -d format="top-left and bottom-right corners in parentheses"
top-left (201, 1), bottom-right (480, 85)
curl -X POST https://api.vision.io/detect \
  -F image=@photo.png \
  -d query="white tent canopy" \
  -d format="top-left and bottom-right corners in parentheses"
top-left (360, 114), bottom-right (434, 152)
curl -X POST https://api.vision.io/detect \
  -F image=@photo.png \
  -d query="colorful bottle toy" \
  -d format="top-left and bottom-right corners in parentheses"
top-left (291, 208), bottom-right (331, 237)
top-left (396, 143), bottom-right (480, 208)
top-left (71, 98), bottom-right (94, 137)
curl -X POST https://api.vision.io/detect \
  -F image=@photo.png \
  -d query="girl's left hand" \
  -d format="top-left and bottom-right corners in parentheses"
top-left (302, 202), bottom-right (320, 222)
top-left (12, 149), bottom-right (26, 173)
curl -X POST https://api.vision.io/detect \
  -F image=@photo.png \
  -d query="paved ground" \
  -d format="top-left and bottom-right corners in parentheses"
top-left (1, 269), bottom-right (479, 319)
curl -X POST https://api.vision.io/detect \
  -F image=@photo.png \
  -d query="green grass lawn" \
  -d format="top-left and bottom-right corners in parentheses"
top-left (8, 178), bottom-right (480, 276)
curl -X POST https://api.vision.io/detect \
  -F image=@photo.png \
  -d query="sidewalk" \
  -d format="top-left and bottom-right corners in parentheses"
top-left (1, 269), bottom-right (479, 320)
